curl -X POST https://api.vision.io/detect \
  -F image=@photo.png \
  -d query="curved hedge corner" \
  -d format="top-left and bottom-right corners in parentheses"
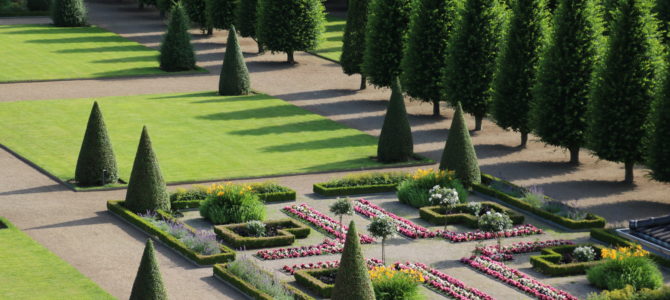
top-left (107, 200), bottom-right (235, 265)
top-left (474, 174), bottom-right (606, 229)
top-left (214, 219), bottom-right (310, 249)
top-left (294, 268), bottom-right (335, 298)
top-left (530, 244), bottom-right (605, 276)
top-left (213, 264), bottom-right (314, 300)
top-left (313, 183), bottom-right (398, 197)
top-left (419, 201), bottom-right (524, 228)
top-left (590, 228), bottom-right (670, 268)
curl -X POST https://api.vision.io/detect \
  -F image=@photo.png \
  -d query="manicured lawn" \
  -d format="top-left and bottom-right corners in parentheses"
top-left (0, 91), bottom-right (427, 186)
top-left (0, 217), bottom-right (114, 299)
top-left (310, 15), bottom-right (345, 62)
top-left (0, 24), bottom-right (203, 82)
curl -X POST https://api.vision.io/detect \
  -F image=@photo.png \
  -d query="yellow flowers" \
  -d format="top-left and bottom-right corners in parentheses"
top-left (411, 168), bottom-right (454, 181)
top-left (601, 244), bottom-right (649, 261)
top-left (206, 182), bottom-right (251, 197)
top-left (368, 266), bottom-right (425, 283)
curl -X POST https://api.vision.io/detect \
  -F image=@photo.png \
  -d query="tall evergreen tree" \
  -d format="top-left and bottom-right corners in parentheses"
top-left (129, 240), bottom-right (168, 300)
top-left (51, 0), bottom-right (87, 27)
top-left (439, 102), bottom-right (481, 186)
top-left (491, 0), bottom-right (547, 147)
top-left (588, 0), bottom-right (661, 184)
top-left (443, 0), bottom-right (506, 130)
top-left (184, 0), bottom-right (212, 34)
top-left (236, 0), bottom-right (263, 53)
top-left (219, 26), bottom-right (251, 95)
top-left (377, 78), bottom-right (413, 162)
top-left (531, 0), bottom-right (601, 164)
top-left (125, 126), bottom-right (170, 213)
top-left (257, 0), bottom-right (325, 63)
top-left (649, 58), bottom-right (670, 182)
top-left (362, 0), bottom-right (413, 88)
top-left (207, 0), bottom-right (236, 32)
top-left (330, 221), bottom-right (375, 300)
top-left (159, 3), bottom-right (197, 72)
top-left (341, 0), bottom-right (371, 89)
top-left (400, 0), bottom-right (458, 116)
top-left (75, 101), bottom-right (119, 186)
top-left (655, 0), bottom-right (670, 44)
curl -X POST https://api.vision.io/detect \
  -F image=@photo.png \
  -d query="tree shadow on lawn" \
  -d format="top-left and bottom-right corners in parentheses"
top-left (2, 26), bottom-right (92, 35)
top-left (325, 23), bottom-right (345, 32)
top-left (229, 119), bottom-right (343, 136)
top-left (92, 66), bottom-right (165, 77)
top-left (538, 179), bottom-right (636, 201)
top-left (313, 46), bottom-right (341, 54)
top-left (57, 45), bottom-right (154, 53)
top-left (0, 183), bottom-right (65, 196)
top-left (26, 36), bottom-right (131, 44)
top-left (197, 105), bottom-right (314, 121)
top-left (585, 199), bottom-right (670, 226)
top-left (261, 134), bottom-right (374, 152)
top-left (480, 160), bottom-right (578, 181)
top-left (92, 54), bottom-right (158, 64)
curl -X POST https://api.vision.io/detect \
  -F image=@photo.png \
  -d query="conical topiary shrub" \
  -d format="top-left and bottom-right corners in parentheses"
top-left (124, 126), bottom-right (170, 213)
top-left (159, 2), bottom-right (197, 72)
top-left (219, 26), bottom-right (250, 95)
top-left (74, 101), bottom-right (119, 187)
top-left (130, 240), bottom-right (168, 300)
top-left (331, 221), bottom-right (375, 300)
top-left (51, 0), bottom-right (87, 27)
top-left (439, 102), bottom-right (481, 186)
top-left (377, 78), bottom-right (413, 162)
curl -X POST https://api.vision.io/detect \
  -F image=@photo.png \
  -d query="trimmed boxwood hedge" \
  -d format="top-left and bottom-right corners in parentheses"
top-left (530, 244), bottom-right (606, 276)
top-left (294, 268), bottom-right (335, 298)
top-left (590, 228), bottom-right (670, 268)
top-left (313, 183), bottom-right (398, 197)
top-left (107, 200), bottom-right (235, 265)
top-left (213, 264), bottom-right (314, 300)
top-left (214, 219), bottom-right (310, 249)
top-left (170, 186), bottom-right (296, 209)
top-left (474, 174), bottom-right (606, 229)
top-left (419, 201), bottom-right (524, 228)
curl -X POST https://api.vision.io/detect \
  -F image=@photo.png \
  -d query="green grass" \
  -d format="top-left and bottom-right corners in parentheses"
top-left (310, 15), bottom-right (345, 62)
top-left (0, 24), bottom-right (204, 82)
top-left (0, 91), bottom-right (429, 187)
top-left (0, 217), bottom-right (115, 299)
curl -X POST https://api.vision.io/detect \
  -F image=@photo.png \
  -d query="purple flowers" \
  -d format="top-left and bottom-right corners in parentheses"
top-left (138, 211), bottom-right (221, 255)
top-left (354, 199), bottom-right (436, 239)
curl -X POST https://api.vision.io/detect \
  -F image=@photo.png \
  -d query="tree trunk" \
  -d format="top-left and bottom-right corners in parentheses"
top-left (287, 50), bottom-right (295, 64)
top-left (339, 216), bottom-right (344, 232)
top-left (381, 239), bottom-right (386, 264)
top-left (433, 101), bottom-right (440, 117)
top-left (569, 146), bottom-right (580, 165)
top-left (625, 161), bottom-right (635, 184)
top-left (520, 132), bottom-right (528, 148)
top-left (474, 115), bottom-right (483, 131)
top-left (497, 237), bottom-right (502, 253)
top-left (256, 40), bottom-right (264, 54)
top-left (207, 27), bottom-right (213, 36)
top-left (360, 76), bottom-right (367, 90)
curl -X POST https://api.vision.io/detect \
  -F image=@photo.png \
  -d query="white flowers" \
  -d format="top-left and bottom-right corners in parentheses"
top-left (429, 185), bottom-right (459, 207)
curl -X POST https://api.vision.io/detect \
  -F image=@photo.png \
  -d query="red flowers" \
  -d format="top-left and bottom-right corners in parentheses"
top-left (477, 239), bottom-right (574, 261)
top-left (283, 204), bottom-right (375, 244)
top-left (256, 239), bottom-right (343, 260)
top-left (354, 199), bottom-right (436, 239)
top-left (437, 224), bottom-right (543, 243)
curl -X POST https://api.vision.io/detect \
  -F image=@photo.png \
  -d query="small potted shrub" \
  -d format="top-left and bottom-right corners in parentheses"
top-left (368, 216), bottom-right (396, 264)
top-left (429, 185), bottom-right (460, 230)
top-left (478, 211), bottom-right (513, 250)
top-left (330, 198), bottom-right (354, 231)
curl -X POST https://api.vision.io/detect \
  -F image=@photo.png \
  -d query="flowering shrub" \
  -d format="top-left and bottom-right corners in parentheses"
top-left (587, 256), bottom-right (663, 291)
top-left (477, 240), bottom-right (575, 261)
top-left (256, 239), bottom-right (343, 260)
top-left (139, 211), bottom-right (221, 255)
top-left (478, 211), bottom-right (513, 233)
top-left (601, 244), bottom-right (649, 260)
top-left (227, 256), bottom-right (296, 299)
top-left (573, 246), bottom-right (596, 262)
top-left (437, 224), bottom-right (542, 243)
top-left (466, 202), bottom-right (483, 216)
top-left (282, 203), bottom-right (374, 243)
top-left (393, 262), bottom-right (493, 300)
top-left (397, 168), bottom-right (468, 208)
top-left (355, 199), bottom-right (435, 238)
top-left (281, 258), bottom-right (384, 275)
top-left (370, 266), bottom-right (424, 300)
top-left (200, 183), bottom-right (265, 224)
top-left (461, 256), bottom-right (577, 300)
top-left (429, 185), bottom-right (460, 207)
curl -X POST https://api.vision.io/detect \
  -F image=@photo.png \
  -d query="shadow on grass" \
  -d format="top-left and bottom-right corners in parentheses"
top-left (93, 55), bottom-right (158, 64)
top-left (300, 157), bottom-right (383, 172)
top-left (480, 160), bottom-right (578, 181)
top-left (189, 93), bottom-right (265, 103)
top-left (314, 46), bottom-right (341, 53)
top-left (92, 67), bottom-right (164, 77)
top-left (261, 134), bottom-right (375, 152)
top-left (197, 105), bottom-right (313, 120)
top-left (148, 91), bottom-right (218, 100)
top-left (325, 23), bottom-right (345, 32)
top-left (2, 26), bottom-right (93, 35)
top-left (229, 119), bottom-right (344, 136)
top-left (26, 36), bottom-right (129, 44)
top-left (56, 45), bottom-right (153, 53)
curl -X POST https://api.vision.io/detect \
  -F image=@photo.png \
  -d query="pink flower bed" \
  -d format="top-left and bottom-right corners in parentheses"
top-left (283, 204), bottom-right (375, 244)
top-left (437, 224), bottom-right (543, 243)
top-left (354, 199), bottom-right (436, 239)
top-left (461, 256), bottom-right (577, 300)
top-left (477, 240), bottom-right (574, 261)
top-left (394, 262), bottom-right (493, 300)
top-left (281, 258), bottom-right (384, 275)
top-left (256, 239), bottom-right (343, 260)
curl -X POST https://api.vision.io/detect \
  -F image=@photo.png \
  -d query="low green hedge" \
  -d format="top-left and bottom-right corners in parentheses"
top-left (530, 244), bottom-right (606, 276)
top-left (170, 184), bottom-right (296, 209)
top-left (313, 183), bottom-right (398, 197)
top-left (474, 174), bottom-right (607, 230)
top-left (294, 268), bottom-right (335, 298)
top-left (590, 228), bottom-right (670, 268)
top-left (107, 200), bottom-right (235, 265)
top-left (419, 201), bottom-right (524, 228)
top-left (258, 190), bottom-right (297, 202)
top-left (213, 264), bottom-right (314, 300)
top-left (214, 219), bottom-right (310, 249)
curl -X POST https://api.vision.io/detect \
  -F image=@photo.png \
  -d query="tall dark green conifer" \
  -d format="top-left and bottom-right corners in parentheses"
top-left (236, 0), bottom-right (262, 53)
top-left (129, 240), bottom-right (168, 300)
top-left (377, 78), bottom-right (413, 162)
top-left (649, 59), bottom-right (670, 182)
top-left (125, 126), bottom-right (170, 213)
top-left (362, 0), bottom-right (413, 88)
top-left (219, 27), bottom-right (251, 95)
top-left (75, 101), bottom-right (119, 186)
top-left (491, 0), bottom-right (547, 147)
top-left (330, 221), bottom-right (375, 300)
top-left (159, 3), bottom-right (197, 72)
top-left (587, 0), bottom-right (661, 183)
top-left (341, 0), bottom-right (371, 89)
top-left (51, 0), bottom-right (87, 27)
top-left (443, 0), bottom-right (506, 130)
top-left (184, 0), bottom-right (212, 34)
top-left (207, 0), bottom-right (236, 31)
top-left (531, 0), bottom-right (601, 164)
top-left (439, 102), bottom-right (481, 186)
top-left (400, 0), bottom-right (458, 116)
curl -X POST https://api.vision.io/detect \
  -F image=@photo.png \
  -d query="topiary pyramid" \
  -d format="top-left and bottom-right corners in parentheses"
top-left (377, 78), bottom-right (413, 162)
top-left (124, 126), bottom-right (170, 213)
top-left (649, 56), bottom-right (670, 182)
top-left (439, 102), bottom-right (481, 186)
top-left (51, 0), bottom-right (87, 27)
top-left (331, 221), bottom-right (375, 300)
top-left (129, 239), bottom-right (168, 300)
top-left (74, 101), bottom-right (119, 187)
top-left (219, 26), bottom-right (251, 95)
top-left (159, 2), bottom-right (197, 72)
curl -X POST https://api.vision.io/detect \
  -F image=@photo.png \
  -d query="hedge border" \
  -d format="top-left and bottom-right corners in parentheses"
top-left (474, 174), bottom-right (607, 230)
top-left (530, 244), bottom-right (606, 276)
top-left (294, 268), bottom-right (335, 298)
top-left (213, 264), bottom-right (314, 300)
top-left (590, 228), bottom-right (670, 268)
top-left (312, 183), bottom-right (398, 197)
top-left (419, 201), bottom-right (524, 228)
top-left (214, 219), bottom-right (311, 249)
top-left (107, 200), bottom-right (235, 266)
top-left (171, 190), bottom-right (297, 210)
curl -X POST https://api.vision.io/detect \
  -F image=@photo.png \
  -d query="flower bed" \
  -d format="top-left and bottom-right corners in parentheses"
top-left (393, 262), bottom-right (493, 300)
top-left (214, 219), bottom-right (311, 249)
top-left (461, 256), bottom-right (577, 300)
top-left (437, 224), bottom-right (543, 243)
top-left (256, 239), bottom-right (343, 260)
top-left (282, 258), bottom-right (384, 275)
top-left (170, 182), bottom-right (297, 209)
top-left (354, 199), bottom-right (435, 238)
top-left (420, 202), bottom-right (524, 228)
top-left (477, 240), bottom-right (575, 261)
top-left (312, 172), bottom-right (410, 196)
top-left (214, 261), bottom-right (313, 300)
top-left (282, 204), bottom-right (375, 244)
top-left (530, 244), bottom-right (605, 276)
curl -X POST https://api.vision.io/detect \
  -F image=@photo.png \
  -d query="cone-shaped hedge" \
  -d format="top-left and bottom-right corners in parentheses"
top-left (439, 102), bottom-right (481, 186)
top-left (51, 0), bottom-right (87, 27)
top-left (75, 101), bottom-right (119, 187)
top-left (159, 2), bottom-right (197, 72)
top-left (236, 0), bottom-right (262, 52)
top-left (340, 0), bottom-right (370, 89)
top-left (125, 126), bottom-right (170, 213)
top-left (207, 0), bottom-right (236, 31)
top-left (331, 221), bottom-right (375, 300)
top-left (377, 78), bottom-right (413, 162)
top-left (219, 27), bottom-right (251, 95)
top-left (649, 59), bottom-right (670, 182)
top-left (130, 240), bottom-right (168, 300)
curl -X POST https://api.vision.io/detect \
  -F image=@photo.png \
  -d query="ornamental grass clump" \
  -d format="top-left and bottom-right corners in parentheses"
top-left (245, 220), bottom-right (266, 237)
top-left (397, 169), bottom-right (467, 208)
top-left (330, 198), bottom-right (354, 231)
top-left (200, 183), bottom-right (265, 224)
top-left (227, 256), bottom-right (295, 300)
top-left (588, 245), bottom-right (662, 291)
top-left (369, 266), bottom-right (424, 300)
